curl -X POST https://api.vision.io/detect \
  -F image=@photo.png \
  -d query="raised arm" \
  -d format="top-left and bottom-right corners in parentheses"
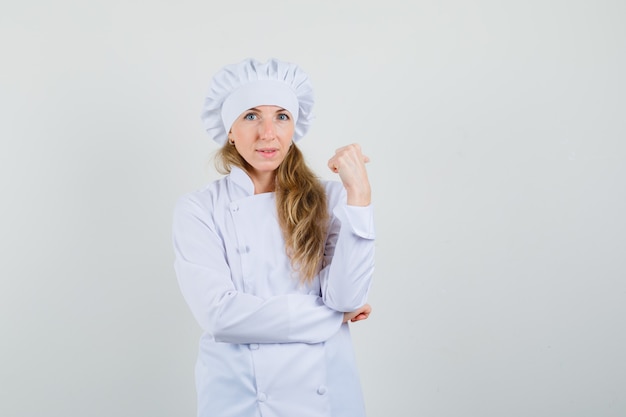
top-left (320, 144), bottom-right (376, 311)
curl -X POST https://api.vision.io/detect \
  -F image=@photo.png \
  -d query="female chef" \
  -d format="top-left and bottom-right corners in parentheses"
top-left (172, 57), bottom-right (375, 417)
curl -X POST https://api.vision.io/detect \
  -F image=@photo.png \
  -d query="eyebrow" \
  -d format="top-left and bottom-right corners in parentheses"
top-left (247, 106), bottom-right (288, 113)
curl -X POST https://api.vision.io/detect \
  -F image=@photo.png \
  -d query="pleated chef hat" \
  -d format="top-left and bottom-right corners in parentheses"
top-left (201, 58), bottom-right (315, 145)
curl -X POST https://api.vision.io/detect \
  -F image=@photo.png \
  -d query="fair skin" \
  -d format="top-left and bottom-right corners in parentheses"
top-left (228, 105), bottom-right (294, 193)
top-left (229, 105), bottom-right (373, 321)
top-left (343, 303), bottom-right (372, 323)
top-left (327, 143), bottom-right (372, 206)
top-left (229, 106), bottom-right (372, 204)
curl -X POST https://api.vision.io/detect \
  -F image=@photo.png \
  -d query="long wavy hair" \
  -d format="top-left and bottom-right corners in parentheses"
top-left (215, 142), bottom-right (328, 283)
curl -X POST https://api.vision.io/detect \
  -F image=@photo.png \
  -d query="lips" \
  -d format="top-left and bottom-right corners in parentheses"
top-left (257, 148), bottom-right (278, 158)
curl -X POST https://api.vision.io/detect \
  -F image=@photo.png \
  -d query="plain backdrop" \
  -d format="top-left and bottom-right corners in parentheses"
top-left (1, 1), bottom-right (625, 416)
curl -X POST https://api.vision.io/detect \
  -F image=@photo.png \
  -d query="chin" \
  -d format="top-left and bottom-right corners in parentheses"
top-left (250, 162), bottom-right (280, 172)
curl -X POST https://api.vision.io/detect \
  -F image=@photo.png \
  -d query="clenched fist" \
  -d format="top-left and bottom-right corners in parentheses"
top-left (327, 143), bottom-right (371, 206)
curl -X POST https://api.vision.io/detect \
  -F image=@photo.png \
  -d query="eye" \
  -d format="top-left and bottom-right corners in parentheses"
top-left (244, 113), bottom-right (257, 121)
top-left (277, 113), bottom-right (290, 121)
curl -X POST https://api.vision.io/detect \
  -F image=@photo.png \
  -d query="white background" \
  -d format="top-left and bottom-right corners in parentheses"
top-left (1, 1), bottom-right (625, 416)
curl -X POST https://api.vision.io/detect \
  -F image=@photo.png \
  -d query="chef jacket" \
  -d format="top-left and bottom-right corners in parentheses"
top-left (173, 166), bottom-right (375, 417)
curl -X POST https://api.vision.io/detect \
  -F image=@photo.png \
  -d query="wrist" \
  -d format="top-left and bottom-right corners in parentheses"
top-left (346, 188), bottom-right (371, 207)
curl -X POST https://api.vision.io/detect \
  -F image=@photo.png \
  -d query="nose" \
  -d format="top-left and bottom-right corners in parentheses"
top-left (259, 118), bottom-right (276, 140)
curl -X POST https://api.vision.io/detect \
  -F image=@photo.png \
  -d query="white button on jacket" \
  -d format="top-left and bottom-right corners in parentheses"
top-left (173, 167), bottom-right (375, 417)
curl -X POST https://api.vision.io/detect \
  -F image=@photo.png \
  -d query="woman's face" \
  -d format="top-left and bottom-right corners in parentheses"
top-left (229, 105), bottom-right (295, 181)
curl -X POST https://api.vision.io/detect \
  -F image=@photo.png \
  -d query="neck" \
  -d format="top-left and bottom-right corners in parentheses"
top-left (250, 170), bottom-right (276, 194)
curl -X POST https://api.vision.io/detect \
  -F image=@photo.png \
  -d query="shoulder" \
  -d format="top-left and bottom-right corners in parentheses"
top-left (174, 176), bottom-right (230, 219)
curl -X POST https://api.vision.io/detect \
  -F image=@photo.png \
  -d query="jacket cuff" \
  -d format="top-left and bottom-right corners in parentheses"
top-left (332, 204), bottom-right (375, 240)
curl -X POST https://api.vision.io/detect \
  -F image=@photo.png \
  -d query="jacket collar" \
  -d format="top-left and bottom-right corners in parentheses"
top-left (229, 166), bottom-right (255, 196)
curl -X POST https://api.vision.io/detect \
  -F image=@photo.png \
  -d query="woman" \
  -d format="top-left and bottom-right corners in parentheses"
top-left (173, 58), bottom-right (375, 417)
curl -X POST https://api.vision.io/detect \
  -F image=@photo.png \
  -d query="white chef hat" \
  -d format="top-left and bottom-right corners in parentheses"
top-left (201, 58), bottom-right (315, 145)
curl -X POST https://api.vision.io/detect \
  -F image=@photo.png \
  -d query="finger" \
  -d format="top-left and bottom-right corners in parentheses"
top-left (351, 313), bottom-right (368, 322)
top-left (353, 311), bottom-right (370, 321)
top-left (335, 143), bottom-right (359, 154)
top-left (363, 155), bottom-right (370, 164)
top-left (327, 158), bottom-right (339, 173)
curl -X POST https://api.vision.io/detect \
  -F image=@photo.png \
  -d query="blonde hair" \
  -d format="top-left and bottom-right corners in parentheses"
top-left (216, 143), bottom-right (328, 283)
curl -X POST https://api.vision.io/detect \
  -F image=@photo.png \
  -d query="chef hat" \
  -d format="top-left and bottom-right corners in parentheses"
top-left (201, 58), bottom-right (315, 145)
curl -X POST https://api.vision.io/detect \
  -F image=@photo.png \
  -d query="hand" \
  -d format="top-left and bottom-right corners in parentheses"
top-left (343, 303), bottom-right (372, 323)
top-left (327, 143), bottom-right (371, 206)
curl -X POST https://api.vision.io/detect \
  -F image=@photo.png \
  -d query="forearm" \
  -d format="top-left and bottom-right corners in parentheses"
top-left (174, 196), bottom-right (344, 345)
top-left (176, 261), bottom-right (344, 344)
top-left (204, 290), bottom-right (343, 344)
top-left (320, 204), bottom-right (375, 312)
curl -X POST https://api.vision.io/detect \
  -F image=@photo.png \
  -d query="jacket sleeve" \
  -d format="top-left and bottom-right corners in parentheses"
top-left (319, 185), bottom-right (376, 312)
top-left (172, 194), bottom-right (343, 345)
